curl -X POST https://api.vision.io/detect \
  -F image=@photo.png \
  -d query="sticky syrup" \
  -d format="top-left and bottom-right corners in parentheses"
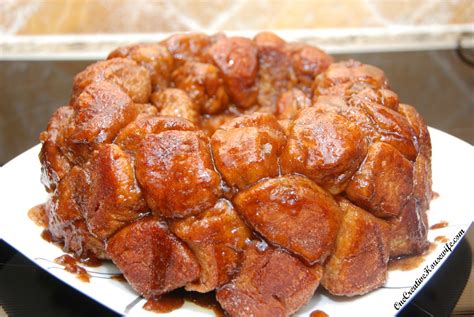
top-left (28, 204), bottom-right (48, 227)
top-left (54, 254), bottom-right (90, 283)
top-left (310, 310), bottom-right (329, 317)
top-left (389, 242), bottom-right (436, 271)
top-left (435, 235), bottom-right (449, 243)
top-left (430, 221), bottom-right (448, 230)
top-left (143, 289), bottom-right (224, 316)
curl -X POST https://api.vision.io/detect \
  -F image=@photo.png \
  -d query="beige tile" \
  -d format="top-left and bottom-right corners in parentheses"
top-left (171, 0), bottom-right (238, 29)
top-left (1, 0), bottom-right (473, 35)
top-left (216, 0), bottom-right (381, 30)
top-left (15, 0), bottom-right (189, 34)
top-left (367, 0), bottom-right (474, 25)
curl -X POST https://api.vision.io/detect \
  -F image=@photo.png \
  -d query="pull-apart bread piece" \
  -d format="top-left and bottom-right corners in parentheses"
top-left (107, 217), bottom-right (200, 298)
top-left (322, 198), bottom-right (390, 296)
top-left (234, 175), bottom-right (342, 265)
top-left (135, 130), bottom-right (221, 219)
top-left (217, 242), bottom-right (323, 317)
top-left (170, 199), bottom-right (251, 292)
top-left (211, 113), bottom-right (286, 190)
top-left (37, 31), bottom-right (433, 316)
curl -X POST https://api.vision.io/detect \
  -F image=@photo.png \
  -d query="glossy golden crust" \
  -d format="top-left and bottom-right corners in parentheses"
top-left (37, 31), bottom-right (433, 317)
top-left (108, 43), bottom-right (174, 92)
top-left (322, 198), bottom-right (390, 296)
top-left (216, 242), bottom-right (323, 316)
top-left (211, 113), bottom-right (286, 190)
top-left (254, 32), bottom-right (296, 113)
top-left (275, 88), bottom-right (311, 120)
top-left (47, 167), bottom-right (108, 259)
top-left (162, 33), bottom-right (215, 66)
top-left (209, 36), bottom-right (259, 108)
top-left (170, 199), bottom-right (251, 292)
top-left (135, 130), bottom-right (221, 218)
top-left (172, 61), bottom-right (229, 114)
top-left (107, 217), bottom-right (200, 299)
top-left (151, 88), bottom-right (200, 124)
top-left (314, 60), bottom-right (388, 97)
top-left (388, 198), bottom-right (429, 258)
top-left (286, 42), bottom-right (333, 94)
top-left (39, 106), bottom-right (73, 192)
top-left (114, 114), bottom-right (198, 157)
top-left (281, 108), bottom-right (368, 194)
top-left (79, 144), bottom-right (147, 240)
top-left (60, 81), bottom-right (138, 164)
top-left (234, 175), bottom-right (342, 265)
top-left (72, 58), bottom-right (151, 103)
top-left (346, 142), bottom-right (414, 218)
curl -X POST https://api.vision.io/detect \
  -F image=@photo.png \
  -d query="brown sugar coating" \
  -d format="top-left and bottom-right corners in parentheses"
top-left (388, 197), bottom-right (429, 258)
top-left (286, 42), bottom-right (333, 94)
top-left (281, 108), bottom-right (368, 194)
top-left (150, 88), bottom-right (200, 124)
top-left (216, 242), bottom-right (323, 316)
top-left (346, 142), bottom-right (414, 218)
top-left (211, 113), bottom-right (286, 190)
top-left (115, 114), bottom-right (198, 157)
top-left (47, 167), bottom-right (108, 259)
top-left (60, 81), bottom-right (139, 164)
top-left (39, 106), bottom-right (73, 192)
top-left (234, 175), bottom-right (342, 265)
top-left (78, 144), bottom-right (147, 240)
top-left (135, 130), bottom-right (221, 218)
top-left (254, 32), bottom-right (296, 113)
top-left (209, 36), bottom-right (259, 108)
top-left (161, 32), bottom-right (215, 66)
top-left (170, 199), bottom-right (251, 292)
top-left (313, 59), bottom-right (388, 98)
top-left (313, 94), bottom-right (418, 161)
top-left (47, 167), bottom-right (85, 240)
top-left (108, 43), bottom-right (174, 92)
top-left (275, 88), bottom-right (311, 120)
top-left (322, 198), bottom-right (390, 296)
top-left (172, 61), bottom-right (229, 114)
top-left (72, 58), bottom-right (151, 103)
top-left (38, 31), bottom-right (433, 316)
top-left (107, 217), bottom-right (200, 299)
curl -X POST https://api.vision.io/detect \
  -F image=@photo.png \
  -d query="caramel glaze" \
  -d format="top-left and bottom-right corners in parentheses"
top-left (41, 229), bottom-right (53, 242)
top-left (144, 293), bottom-right (185, 313)
top-left (111, 274), bottom-right (127, 282)
top-left (388, 242), bottom-right (436, 271)
top-left (183, 290), bottom-right (225, 317)
top-left (54, 254), bottom-right (90, 282)
top-left (310, 310), bottom-right (329, 317)
top-left (144, 289), bottom-right (224, 316)
top-left (430, 221), bottom-right (448, 230)
top-left (435, 235), bottom-right (449, 243)
top-left (28, 204), bottom-right (48, 227)
top-left (432, 191), bottom-right (440, 199)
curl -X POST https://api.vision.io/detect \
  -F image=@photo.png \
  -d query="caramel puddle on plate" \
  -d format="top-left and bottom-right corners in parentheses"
top-left (310, 310), bottom-right (329, 317)
top-left (28, 203), bottom-right (48, 227)
top-left (111, 274), bottom-right (127, 282)
top-left (144, 289), bottom-right (224, 316)
top-left (54, 254), bottom-right (91, 282)
top-left (388, 242), bottom-right (436, 271)
top-left (434, 235), bottom-right (449, 243)
top-left (430, 221), bottom-right (448, 230)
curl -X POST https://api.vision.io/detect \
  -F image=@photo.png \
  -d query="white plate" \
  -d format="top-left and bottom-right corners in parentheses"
top-left (0, 127), bottom-right (473, 316)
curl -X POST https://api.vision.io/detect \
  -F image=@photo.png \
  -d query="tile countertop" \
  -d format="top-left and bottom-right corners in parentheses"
top-left (1, 0), bottom-right (473, 35)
